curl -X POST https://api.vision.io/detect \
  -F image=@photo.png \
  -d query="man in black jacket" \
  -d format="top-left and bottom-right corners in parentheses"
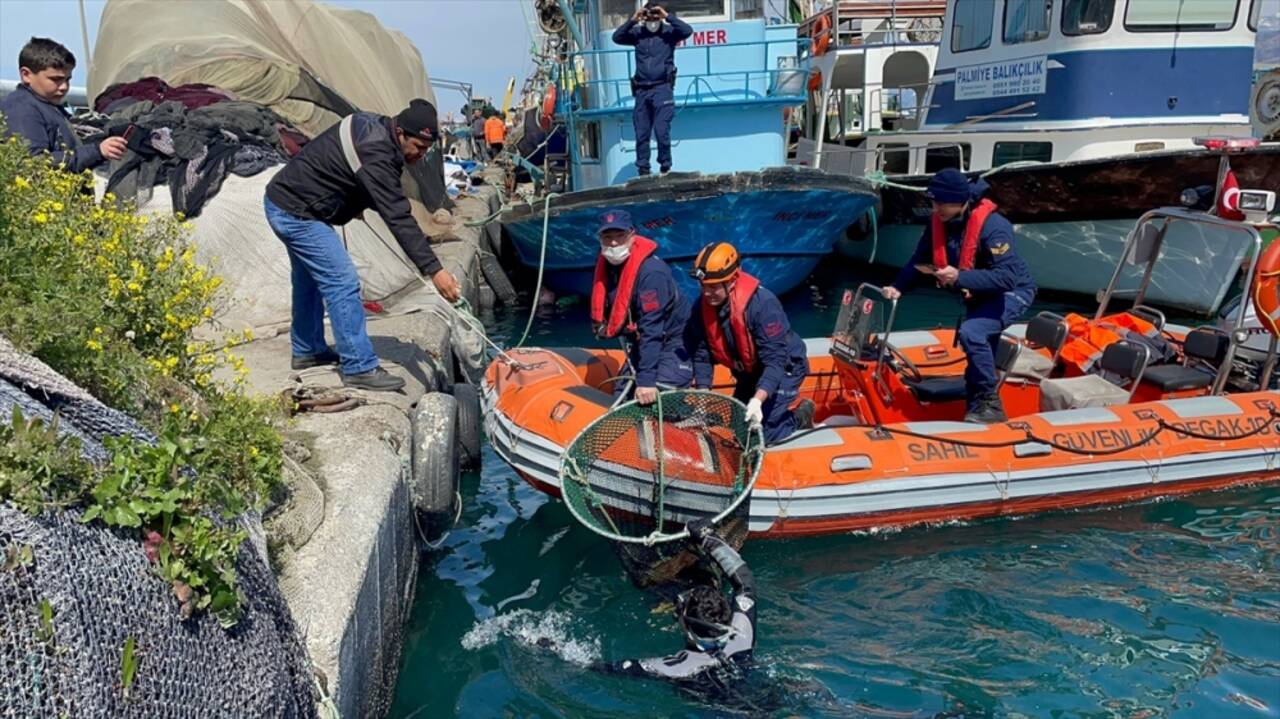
top-left (264, 99), bottom-right (459, 392)
top-left (612, 2), bottom-right (692, 176)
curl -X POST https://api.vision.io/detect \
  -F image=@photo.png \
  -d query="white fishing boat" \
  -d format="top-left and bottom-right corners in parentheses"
top-left (796, 0), bottom-right (1279, 315)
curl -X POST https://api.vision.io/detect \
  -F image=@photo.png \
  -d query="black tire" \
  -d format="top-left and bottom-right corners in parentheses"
top-left (410, 392), bottom-right (460, 546)
top-left (479, 253), bottom-right (519, 306)
top-left (453, 382), bottom-right (482, 470)
top-left (484, 219), bottom-right (503, 257)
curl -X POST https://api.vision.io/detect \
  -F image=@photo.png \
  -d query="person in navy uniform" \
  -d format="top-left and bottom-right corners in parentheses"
top-left (590, 209), bottom-right (692, 404)
top-left (612, 2), bottom-right (692, 176)
top-left (883, 168), bottom-right (1037, 424)
top-left (685, 242), bottom-right (815, 444)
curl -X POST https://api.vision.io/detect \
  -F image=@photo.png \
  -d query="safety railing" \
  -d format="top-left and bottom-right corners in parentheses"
top-left (799, 0), bottom-right (946, 52)
top-left (563, 37), bottom-right (812, 115)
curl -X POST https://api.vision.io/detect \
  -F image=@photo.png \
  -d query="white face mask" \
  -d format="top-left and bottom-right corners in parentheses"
top-left (602, 241), bottom-right (632, 265)
top-left (645, 21), bottom-right (661, 32)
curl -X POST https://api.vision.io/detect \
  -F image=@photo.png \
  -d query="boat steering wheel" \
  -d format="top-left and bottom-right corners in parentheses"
top-left (882, 342), bottom-right (923, 384)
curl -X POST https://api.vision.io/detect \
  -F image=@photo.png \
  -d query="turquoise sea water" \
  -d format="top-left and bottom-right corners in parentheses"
top-left (390, 264), bottom-right (1280, 718)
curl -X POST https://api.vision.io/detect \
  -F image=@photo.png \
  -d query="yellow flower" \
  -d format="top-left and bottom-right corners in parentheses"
top-left (241, 328), bottom-right (254, 341)
top-left (126, 281), bottom-right (142, 293)
top-left (202, 306), bottom-right (214, 319)
top-left (51, 201), bottom-right (64, 212)
top-left (32, 212), bottom-right (48, 224)
top-left (85, 339), bottom-right (103, 352)
top-left (169, 403), bottom-right (180, 414)
top-left (164, 356), bottom-right (179, 369)
top-left (93, 326), bottom-right (103, 335)
top-left (189, 411), bottom-right (200, 422)
top-left (249, 446), bottom-right (260, 458)
top-left (13, 176), bottom-right (29, 189)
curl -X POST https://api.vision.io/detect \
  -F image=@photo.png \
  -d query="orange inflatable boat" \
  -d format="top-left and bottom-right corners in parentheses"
top-left (483, 208), bottom-right (1280, 536)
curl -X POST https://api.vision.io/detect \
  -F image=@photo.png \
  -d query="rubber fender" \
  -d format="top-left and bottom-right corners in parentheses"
top-left (480, 254), bottom-right (519, 306)
top-left (453, 382), bottom-right (482, 470)
top-left (410, 392), bottom-right (460, 544)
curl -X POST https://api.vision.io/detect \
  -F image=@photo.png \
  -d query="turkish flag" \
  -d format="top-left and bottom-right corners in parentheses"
top-left (1217, 170), bottom-right (1246, 221)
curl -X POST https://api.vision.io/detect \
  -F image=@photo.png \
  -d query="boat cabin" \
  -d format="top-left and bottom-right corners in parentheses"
top-left (558, 0), bottom-right (809, 188)
top-left (799, 0), bottom-right (1264, 175)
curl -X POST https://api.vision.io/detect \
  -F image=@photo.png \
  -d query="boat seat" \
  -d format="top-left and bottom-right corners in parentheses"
top-left (1141, 327), bottom-right (1228, 392)
top-left (904, 375), bottom-right (968, 403)
top-left (1040, 341), bottom-right (1150, 412)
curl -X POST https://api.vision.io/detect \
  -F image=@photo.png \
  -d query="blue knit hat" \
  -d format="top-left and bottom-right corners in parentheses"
top-left (925, 168), bottom-right (971, 204)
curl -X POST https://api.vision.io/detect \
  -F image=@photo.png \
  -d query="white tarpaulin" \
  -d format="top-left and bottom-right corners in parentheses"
top-left (89, 0), bottom-right (436, 136)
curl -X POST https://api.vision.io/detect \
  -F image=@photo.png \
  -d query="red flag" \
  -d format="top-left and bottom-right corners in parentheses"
top-left (1217, 170), bottom-right (1246, 221)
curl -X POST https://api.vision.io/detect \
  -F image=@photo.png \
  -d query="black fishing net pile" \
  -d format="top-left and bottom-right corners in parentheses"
top-left (0, 336), bottom-right (316, 718)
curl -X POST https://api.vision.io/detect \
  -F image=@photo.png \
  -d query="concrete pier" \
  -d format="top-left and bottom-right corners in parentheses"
top-left (226, 178), bottom-right (506, 717)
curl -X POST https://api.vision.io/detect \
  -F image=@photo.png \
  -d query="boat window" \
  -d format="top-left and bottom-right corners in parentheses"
top-left (600, 0), bottom-right (637, 30)
top-left (925, 143), bottom-right (972, 172)
top-left (951, 0), bottom-right (995, 52)
top-left (735, 0), bottom-right (764, 20)
top-left (1250, 0), bottom-right (1278, 30)
top-left (992, 141), bottom-right (1052, 166)
top-left (1003, 0), bottom-right (1054, 44)
top-left (577, 121), bottom-right (601, 160)
top-left (662, 0), bottom-right (731, 20)
top-left (1125, 0), bottom-right (1240, 32)
top-left (879, 143), bottom-right (911, 174)
top-left (1062, 0), bottom-right (1115, 35)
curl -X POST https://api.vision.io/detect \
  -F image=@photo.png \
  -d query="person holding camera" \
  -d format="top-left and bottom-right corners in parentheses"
top-left (612, 2), bottom-right (692, 176)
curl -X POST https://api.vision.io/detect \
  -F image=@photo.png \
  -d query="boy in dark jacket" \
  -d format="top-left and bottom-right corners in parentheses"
top-left (1, 37), bottom-right (126, 171)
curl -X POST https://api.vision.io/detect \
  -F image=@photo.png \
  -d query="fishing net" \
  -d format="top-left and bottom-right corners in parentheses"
top-left (560, 390), bottom-right (764, 586)
top-left (560, 390), bottom-right (763, 584)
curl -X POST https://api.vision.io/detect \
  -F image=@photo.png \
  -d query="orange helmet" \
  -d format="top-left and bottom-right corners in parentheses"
top-left (691, 242), bottom-right (740, 284)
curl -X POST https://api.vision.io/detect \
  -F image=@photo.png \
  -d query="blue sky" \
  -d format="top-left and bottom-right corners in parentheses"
top-left (0, 0), bottom-right (532, 118)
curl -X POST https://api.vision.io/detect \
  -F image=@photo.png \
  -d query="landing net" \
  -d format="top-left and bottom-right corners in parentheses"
top-left (559, 390), bottom-right (764, 547)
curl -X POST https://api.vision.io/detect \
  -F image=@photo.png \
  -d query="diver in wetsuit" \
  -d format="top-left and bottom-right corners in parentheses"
top-left (593, 519), bottom-right (756, 686)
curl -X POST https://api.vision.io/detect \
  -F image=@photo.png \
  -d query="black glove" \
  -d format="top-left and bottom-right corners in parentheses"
top-left (687, 517), bottom-right (715, 543)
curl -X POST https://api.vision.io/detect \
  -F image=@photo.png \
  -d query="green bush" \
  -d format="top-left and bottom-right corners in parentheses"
top-left (0, 127), bottom-right (284, 627)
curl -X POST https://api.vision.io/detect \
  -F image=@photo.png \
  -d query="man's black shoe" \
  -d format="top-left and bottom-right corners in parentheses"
top-left (636, 168), bottom-right (651, 177)
top-left (964, 394), bottom-right (1007, 424)
top-left (341, 367), bottom-right (405, 392)
top-left (660, 165), bottom-right (671, 175)
top-left (792, 399), bottom-right (816, 430)
top-left (291, 349), bottom-right (340, 370)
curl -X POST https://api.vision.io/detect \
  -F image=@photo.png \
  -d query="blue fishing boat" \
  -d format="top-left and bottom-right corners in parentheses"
top-left (500, 0), bottom-right (878, 299)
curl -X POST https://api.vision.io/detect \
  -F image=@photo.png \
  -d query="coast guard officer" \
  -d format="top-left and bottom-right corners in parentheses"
top-left (685, 242), bottom-right (815, 444)
top-left (612, 2), bottom-right (692, 176)
top-left (589, 209), bottom-right (692, 404)
top-left (883, 169), bottom-right (1037, 423)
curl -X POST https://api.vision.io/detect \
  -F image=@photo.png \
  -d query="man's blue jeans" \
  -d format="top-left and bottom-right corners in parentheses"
top-left (264, 196), bottom-right (379, 375)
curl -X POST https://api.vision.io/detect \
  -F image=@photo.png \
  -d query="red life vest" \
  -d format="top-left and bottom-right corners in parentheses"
top-left (931, 198), bottom-right (998, 270)
top-left (590, 235), bottom-right (658, 338)
top-left (702, 272), bottom-right (761, 373)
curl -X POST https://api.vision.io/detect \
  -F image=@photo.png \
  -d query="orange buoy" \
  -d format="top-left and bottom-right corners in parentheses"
top-left (1251, 234), bottom-right (1280, 335)
top-left (812, 14), bottom-right (832, 56)
top-left (540, 85), bottom-right (557, 131)
top-left (808, 70), bottom-right (822, 92)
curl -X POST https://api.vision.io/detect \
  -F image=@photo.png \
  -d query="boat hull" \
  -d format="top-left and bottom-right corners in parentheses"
top-left (844, 145), bottom-right (1280, 314)
top-left (482, 344), bottom-right (1280, 538)
top-left (501, 168), bottom-right (878, 299)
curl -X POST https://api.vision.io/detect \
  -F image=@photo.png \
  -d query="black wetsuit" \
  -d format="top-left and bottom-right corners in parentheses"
top-left (596, 534), bottom-right (756, 686)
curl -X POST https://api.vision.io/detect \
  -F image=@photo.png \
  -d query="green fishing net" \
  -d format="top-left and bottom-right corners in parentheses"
top-left (559, 390), bottom-right (764, 547)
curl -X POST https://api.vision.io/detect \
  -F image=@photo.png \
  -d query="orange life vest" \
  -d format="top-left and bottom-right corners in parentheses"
top-left (1058, 311), bottom-right (1159, 374)
top-left (590, 236), bottom-right (658, 338)
top-left (484, 116), bottom-right (505, 144)
top-left (703, 273), bottom-right (761, 373)
top-left (932, 199), bottom-right (998, 270)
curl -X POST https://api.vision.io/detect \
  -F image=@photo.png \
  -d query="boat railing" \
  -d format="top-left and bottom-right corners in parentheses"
top-left (801, 141), bottom-right (967, 176)
top-left (565, 37), bottom-right (811, 115)
top-left (799, 0), bottom-right (946, 52)
top-left (864, 80), bottom-right (936, 127)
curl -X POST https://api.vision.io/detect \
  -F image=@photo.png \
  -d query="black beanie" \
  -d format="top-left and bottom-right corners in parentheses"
top-left (397, 98), bottom-right (438, 140)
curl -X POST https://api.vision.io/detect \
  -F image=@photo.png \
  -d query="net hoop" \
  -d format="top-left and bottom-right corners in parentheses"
top-left (559, 390), bottom-right (766, 545)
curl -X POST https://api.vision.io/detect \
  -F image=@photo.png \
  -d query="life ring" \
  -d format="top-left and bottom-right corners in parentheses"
top-left (1252, 234), bottom-right (1280, 336)
top-left (812, 14), bottom-right (832, 56)
top-left (540, 85), bottom-right (557, 131)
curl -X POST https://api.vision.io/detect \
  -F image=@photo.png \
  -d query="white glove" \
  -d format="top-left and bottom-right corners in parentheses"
top-left (745, 397), bottom-right (763, 426)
